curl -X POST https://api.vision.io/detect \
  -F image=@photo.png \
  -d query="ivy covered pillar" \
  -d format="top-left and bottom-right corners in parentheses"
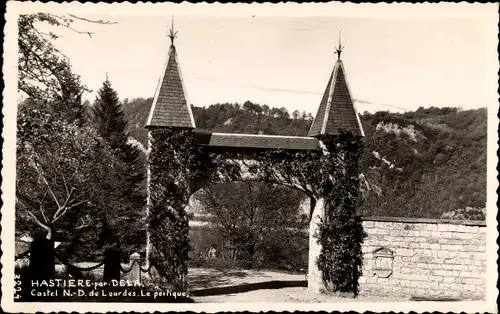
top-left (314, 133), bottom-right (366, 295)
top-left (144, 31), bottom-right (198, 291)
top-left (147, 129), bottom-right (206, 291)
top-left (306, 39), bottom-right (366, 294)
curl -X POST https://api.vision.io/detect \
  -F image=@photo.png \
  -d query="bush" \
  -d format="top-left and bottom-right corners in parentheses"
top-left (441, 207), bottom-right (486, 221)
top-left (188, 252), bottom-right (207, 268)
top-left (203, 257), bottom-right (239, 270)
top-left (188, 225), bottom-right (309, 272)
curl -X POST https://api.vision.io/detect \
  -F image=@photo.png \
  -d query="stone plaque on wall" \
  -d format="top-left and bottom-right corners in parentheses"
top-left (372, 247), bottom-right (394, 278)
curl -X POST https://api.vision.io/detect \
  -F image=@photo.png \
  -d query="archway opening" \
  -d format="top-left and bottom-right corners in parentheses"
top-left (187, 181), bottom-right (310, 293)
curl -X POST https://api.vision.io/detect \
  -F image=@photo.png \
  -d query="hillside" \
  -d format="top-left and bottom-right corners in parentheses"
top-left (122, 98), bottom-right (313, 147)
top-left (358, 107), bottom-right (486, 219)
top-left (122, 98), bottom-right (487, 220)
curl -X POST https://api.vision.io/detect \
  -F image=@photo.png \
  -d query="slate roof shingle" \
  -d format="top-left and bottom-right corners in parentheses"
top-left (194, 130), bottom-right (321, 151)
top-left (308, 60), bottom-right (364, 137)
top-left (145, 45), bottom-right (195, 128)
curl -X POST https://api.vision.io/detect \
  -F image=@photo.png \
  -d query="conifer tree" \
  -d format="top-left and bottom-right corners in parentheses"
top-left (92, 78), bottom-right (128, 148)
top-left (92, 77), bottom-right (145, 190)
top-left (92, 77), bottom-right (146, 258)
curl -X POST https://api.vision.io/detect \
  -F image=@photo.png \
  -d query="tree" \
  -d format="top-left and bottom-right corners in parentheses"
top-left (279, 107), bottom-right (290, 120)
top-left (17, 14), bottom-right (109, 123)
top-left (15, 13), bottom-right (145, 281)
top-left (16, 105), bottom-right (131, 250)
top-left (243, 100), bottom-right (254, 113)
top-left (120, 95), bottom-right (488, 221)
top-left (92, 78), bottom-right (128, 148)
top-left (92, 78), bottom-right (146, 190)
top-left (92, 78), bottom-right (147, 257)
top-left (262, 104), bottom-right (270, 115)
top-left (194, 182), bottom-right (307, 269)
top-left (16, 11), bottom-right (131, 237)
top-left (121, 97), bottom-right (154, 148)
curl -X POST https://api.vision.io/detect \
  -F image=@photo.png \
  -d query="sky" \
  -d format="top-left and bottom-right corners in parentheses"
top-left (36, 11), bottom-right (498, 114)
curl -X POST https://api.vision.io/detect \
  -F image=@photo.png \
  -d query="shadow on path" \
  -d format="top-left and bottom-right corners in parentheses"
top-left (189, 269), bottom-right (270, 289)
top-left (410, 296), bottom-right (461, 302)
top-left (190, 280), bottom-right (307, 297)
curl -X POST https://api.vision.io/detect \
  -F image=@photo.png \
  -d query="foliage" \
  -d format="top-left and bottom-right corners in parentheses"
top-left (148, 124), bottom-right (364, 293)
top-left (123, 98), bottom-right (486, 220)
top-left (92, 78), bottom-right (147, 257)
top-left (122, 99), bottom-right (313, 149)
top-left (193, 101), bottom-right (312, 136)
top-left (148, 128), bottom-right (213, 291)
top-left (315, 133), bottom-right (366, 295)
top-left (255, 227), bottom-right (308, 272)
top-left (188, 225), bottom-right (221, 256)
top-left (92, 78), bottom-right (128, 147)
top-left (194, 182), bottom-right (307, 270)
top-left (17, 13), bottom-right (146, 260)
top-left (121, 97), bottom-right (154, 146)
top-left (15, 105), bottom-right (129, 254)
top-left (128, 94), bottom-right (485, 294)
top-left (359, 108), bottom-right (487, 218)
top-left (18, 14), bottom-right (91, 123)
top-left (16, 13), bottom-right (148, 266)
top-left (441, 207), bottom-right (486, 221)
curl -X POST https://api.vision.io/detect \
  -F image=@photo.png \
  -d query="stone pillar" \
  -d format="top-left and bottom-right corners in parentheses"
top-left (129, 252), bottom-right (141, 284)
top-left (308, 198), bottom-right (325, 293)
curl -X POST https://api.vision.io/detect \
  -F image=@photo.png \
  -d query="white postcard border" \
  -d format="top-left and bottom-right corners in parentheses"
top-left (2, 2), bottom-right (498, 313)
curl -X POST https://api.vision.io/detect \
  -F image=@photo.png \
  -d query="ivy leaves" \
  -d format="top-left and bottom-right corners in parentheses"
top-left (315, 132), bottom-right (366, 295)
top-left (148, 128), bottom-right (365, 293)
top-left (148, 129), bottom-right (211, 291)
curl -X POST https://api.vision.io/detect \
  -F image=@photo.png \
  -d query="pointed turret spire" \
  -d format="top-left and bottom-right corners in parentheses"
top-left (334, 31), bottom-right (344, 60)
top-left (145, 17), bottom-right (196, 129)
top-left (168, 15), bottom-right (178, 46)
top-left (308, 34), bottom-right (364, 137)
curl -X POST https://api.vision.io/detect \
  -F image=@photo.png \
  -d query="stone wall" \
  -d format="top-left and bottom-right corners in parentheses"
top-left (359, 217), bottom-right (486, 300)
top-left (308, 214), bottom-right (487, 300)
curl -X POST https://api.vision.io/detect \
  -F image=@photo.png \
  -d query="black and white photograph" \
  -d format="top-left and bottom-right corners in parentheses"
top-left (1, 2), bottom-right (498, 313)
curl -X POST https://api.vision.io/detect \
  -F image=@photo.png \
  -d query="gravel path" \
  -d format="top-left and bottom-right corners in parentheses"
top-left (53, 265), bottom-right (406, 303)
top-left (188, 268), bottom-right (407, 303)
top-left (188, 268), bottom-right (306, 290)
top-left (193, 287), bottom-right (407, 303)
